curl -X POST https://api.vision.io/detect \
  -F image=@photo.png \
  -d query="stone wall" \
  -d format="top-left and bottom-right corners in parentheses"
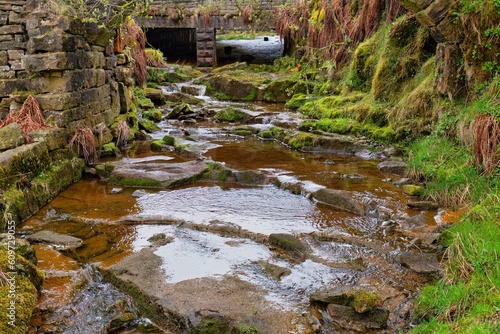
top-left (144, 0), bottom-right (282, 30)
top-left (0, 0), bottom-right (134, 227)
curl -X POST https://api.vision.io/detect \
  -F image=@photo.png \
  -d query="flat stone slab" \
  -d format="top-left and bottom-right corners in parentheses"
top-left (110, 160), bottom-right (208, 188)
top-left (101, 247), bottom-right (307, 333)
top-left (377, 161), bottom-right (407, 175)
top-left (27, 230), bottom-right (83, 250)
top-left (398, 252), bottom-right (442, 274)
top-left (408, 201), bottom-right (440, 211)
top-left (311, 188), bottom-right (365, 215)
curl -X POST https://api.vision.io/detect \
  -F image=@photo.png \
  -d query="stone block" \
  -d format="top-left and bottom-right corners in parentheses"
top-left (0, 50), bottom-right (6, 66)
top-left (0, 14), bottom-right (7, 25)
top-left (0, 70), bottom-right (15, 79)
top-left (0, 40), bottom-right (26, 50)
top-left (29, 71), bottom-right (86, 93)
top-left (8, 59), bottom-right (22, 70)
top-left (36, 92), bottom-right (79, 111)
top-left (0, 24), bottom-right (24, 35)
top-left (28, 128), bottom-right (66, 151)
top-left (0, 78), bottom-right (27, 97)
top-left (22, 52), bottom-right (77, 72)
top-left (0, 122), bottom-right (25, 151)
top-left (8, 10), bottom-right (23, 24)
top-left (26, 29), bottom-right (79, 53)
top-left (415, 0), bottom-right (456, 27)
top-left (7, 49), bottom-right (23, 60)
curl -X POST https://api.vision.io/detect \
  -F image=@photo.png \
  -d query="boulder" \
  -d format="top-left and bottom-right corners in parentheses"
top-left (402, 184), bottom-right (425, 196)
top-left (144, 87), bottom-right (165, 105)
top-left (269, 233), bottom-right (309, 260)
top-left (312, 188), bottom-right (365, 215)
top-left (27, 230), bottom-right (83, 250)
top-left (310, 286), bottom-right (379, 313)
top-left (398, 252), bottom-right (442, 274)
top-left (163, 92), bottom-right (203, 105)
top-left (326, 304), bottom-right (389, 332)
top-left (377, 160), bottom-right (407, 175)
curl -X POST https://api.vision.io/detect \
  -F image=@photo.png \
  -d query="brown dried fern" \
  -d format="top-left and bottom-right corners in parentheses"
top-left (0, 95), bottom-right (54, 142)
top-left (68, 126), bottom-right (97, 166)
top-left (116, 120), bottom-right (130, 149)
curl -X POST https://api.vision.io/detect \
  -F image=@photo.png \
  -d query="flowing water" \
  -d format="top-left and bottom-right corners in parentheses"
top-left (21, 75), bottom-right (444, 333)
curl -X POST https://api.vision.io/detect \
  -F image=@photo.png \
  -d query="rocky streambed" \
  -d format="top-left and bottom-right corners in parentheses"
top-left (19, 67), bottom-right (448, 333)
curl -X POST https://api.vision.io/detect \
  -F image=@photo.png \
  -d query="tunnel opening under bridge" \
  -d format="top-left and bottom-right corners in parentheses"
top-left (145, 28), bottom-right (198, 65)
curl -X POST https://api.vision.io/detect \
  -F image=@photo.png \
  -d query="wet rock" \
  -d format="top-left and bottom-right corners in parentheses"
top-left (214, 107), bottom-right (248, 123)
top-left (180, 85), bottom-right (202, 96)
top-left (101, 247), bottom-right (306, 333)
top-left (393, 177), bottom-right (411, 186)
top-left (131, 189), bottom-right (148, 198)
top-left (138, 118), bottom-right (159, 133)
top-left (110, 187), bottom-right (122, 194)
top-left (339, 173), bottom-right (367, 180)
top-left (407, 201), bottom-right (440, 211)
top-left (144, 87), bottom-right (166, 105)
top-left (77, 234), bottom-right (109, 261)
top-left (95, 163), bottom-right (114, 179)
top-left (166, 103), bottom-right (194, 119)
top-left (110, 160), bottom-right (208, 188)
top-left (311, 188), bottom-right (365, 215)
top-left (398, 252), bottom-right (442, 274)
top-left (326, 304), bottom-right (389, 332)
top-left (257, 260), bottom-right (291, 281)
top-left (233, 170), bottom-right (270, 185)
top-left (107, 312), bottom-right (137, 332)
top-left (100, 142), bottom-right (120, 157)
top-left (403, 184), bottom-right (424, 196)
top-left (377, 160), bottom-right (407, 175)
top-left (163, 92), bottom-right (203, 105)
top-left (147, 233), bottom-right (174, 247)
top-left (324, 159), bottom-right (335, 165)
top-left (27, 230), bottom-right (83, 250)
top-left (269, 233), bottom-right (309, 260)
top-left (310, 286), bottom-right (379, 313)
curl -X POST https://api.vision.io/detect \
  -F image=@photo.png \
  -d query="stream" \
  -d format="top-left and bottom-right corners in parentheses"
top-left (20, 67), bottom-right (445, 333)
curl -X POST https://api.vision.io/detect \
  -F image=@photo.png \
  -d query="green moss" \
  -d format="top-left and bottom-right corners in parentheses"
top-left (101, 142), bottom-right (120, 157)
top-left (191, 316), bottom-right (239, 334)
top-left (288, 132), bottom-right (322, 150)
top-left (108, 175), bottom-right (163, 187)
top-left (134, 88), bottom-right (155, 109)
top-left (138, 118), bottom-right (159, 133)
top-left (162, 135), bottom-right (176, 146)
top-left (214, 108), bottom-right (246, 122)
top-left (203, 162), bottom-right (233, 182)
top-left (143, 109), bottom-right (163, 122)
top-left (285, 94), bottom-right (309, 109)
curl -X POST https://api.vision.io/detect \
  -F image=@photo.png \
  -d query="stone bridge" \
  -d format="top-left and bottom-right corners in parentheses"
top-left (138, 0), bottom-right (284, 66)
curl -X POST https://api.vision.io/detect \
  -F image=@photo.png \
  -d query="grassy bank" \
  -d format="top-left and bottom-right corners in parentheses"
top-left (270, 0), bottom-right (500, 331)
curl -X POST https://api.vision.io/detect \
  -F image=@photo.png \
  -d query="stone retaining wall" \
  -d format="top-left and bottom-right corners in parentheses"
top-left (0, 0), bottom-right (134, 227)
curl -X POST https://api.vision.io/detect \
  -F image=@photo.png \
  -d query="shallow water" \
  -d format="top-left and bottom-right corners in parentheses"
top-left (22, 78), bottom-right (442, 333)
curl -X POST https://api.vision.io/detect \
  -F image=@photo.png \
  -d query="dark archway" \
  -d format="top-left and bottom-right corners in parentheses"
top-left (145, 28), bottom-right (197, 64)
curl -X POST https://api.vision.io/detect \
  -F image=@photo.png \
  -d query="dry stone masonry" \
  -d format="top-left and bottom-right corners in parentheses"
top-left (0, 0), bottom-right (136, 226)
